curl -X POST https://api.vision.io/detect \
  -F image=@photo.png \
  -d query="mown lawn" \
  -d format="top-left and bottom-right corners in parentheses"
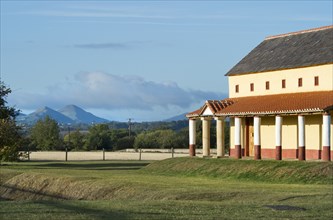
top-left (0, 159), bottom-right (332, 220)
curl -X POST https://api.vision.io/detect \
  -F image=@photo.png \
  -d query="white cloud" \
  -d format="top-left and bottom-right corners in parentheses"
top-left (9, 72), bottom-right (225, 114)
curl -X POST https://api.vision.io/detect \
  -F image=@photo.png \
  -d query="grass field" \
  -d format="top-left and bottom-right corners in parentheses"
top-left (0, 158), bottom-right (332, 219)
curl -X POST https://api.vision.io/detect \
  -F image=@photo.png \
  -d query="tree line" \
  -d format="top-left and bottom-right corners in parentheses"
top-left (1, 81), bottom-right (230, 162)
top-left (25, 116), bottom-right (229, 152)
top-left (26, 116), bottom-right (190, 151)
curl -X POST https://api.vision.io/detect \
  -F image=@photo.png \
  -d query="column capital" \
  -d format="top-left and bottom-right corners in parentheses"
top-left (214, 116), bottom-right (224, 121)
top-left (201, 117), bottom-right (212, 121)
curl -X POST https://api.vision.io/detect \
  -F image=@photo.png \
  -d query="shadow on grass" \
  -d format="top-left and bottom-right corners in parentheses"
top-left (7, 161), bottom-right (151, 171)
top-left (34, 200), bottom-right (129, 220)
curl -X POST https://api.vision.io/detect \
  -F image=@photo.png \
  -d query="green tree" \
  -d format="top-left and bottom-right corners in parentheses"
top-left (64, 129), bottom-right (86, 151)
top-left (84, 124), bottom-right (112, 150)
top-left (0, 81), bottom-right (16, 119)
top-left (30, 116), bottom-right (62, 150)
top-left (0, 81), bottom-right (23, 162)
top-left (110, 129), bottom-right (135, 150)
top-left (134, 131), bottom-right (157, 149)
top-left (115, 136), bottom-right (135, 150)
top-left (134, 129), bottom-right (179, 149)
top-left (173, 128), bottom-right (188, 148)
top-left (0, 119), bottom-right (22, 162)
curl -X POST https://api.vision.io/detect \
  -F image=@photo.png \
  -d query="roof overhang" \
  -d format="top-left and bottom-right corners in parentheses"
top-left (186, 91), bottom-right (333, 118)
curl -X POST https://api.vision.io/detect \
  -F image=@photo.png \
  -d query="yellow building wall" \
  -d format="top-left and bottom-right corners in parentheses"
top-left (281, 116), bottom-right (298, 150)
top-left (305, 114), bottom-right (321, 150)
top-left (261, 117), bottom-right (275, 149)
top-left (228, 64), bottom-right (333, 98)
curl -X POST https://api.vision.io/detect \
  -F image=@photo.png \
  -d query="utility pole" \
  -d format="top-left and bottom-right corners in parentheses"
top-left (67, 123), bottom-right (71, 149)
top-left (128, 118), bottom-right (133, 137)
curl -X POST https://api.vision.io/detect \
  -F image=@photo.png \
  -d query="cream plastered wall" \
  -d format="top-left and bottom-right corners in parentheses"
top-left (228, 64), bottom-right (333, 98)
top-left (305, 114), bottom-right (321, 150)
top-left (281, 116), bottom-right (298, 150)
top-left (260, 117), bottom-right (275, 149)
top-left (229, 113), bottom-right (333, 153)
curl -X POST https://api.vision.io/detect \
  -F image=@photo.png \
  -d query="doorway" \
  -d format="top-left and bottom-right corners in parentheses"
top-left (245, 117), bottom-right (254, 157)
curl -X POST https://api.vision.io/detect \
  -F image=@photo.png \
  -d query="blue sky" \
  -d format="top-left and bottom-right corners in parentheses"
top-left (1, 1), bottom-right (332, 121)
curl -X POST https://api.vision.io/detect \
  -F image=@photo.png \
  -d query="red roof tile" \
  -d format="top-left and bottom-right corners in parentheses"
top-left (186, 91), bottom-right (333, 118)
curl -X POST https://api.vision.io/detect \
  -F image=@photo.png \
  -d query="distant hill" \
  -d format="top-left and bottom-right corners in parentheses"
top-left (15, 113), bottom-right (27, 123)
top-left (18, 105), bottom-right (109, 125)
top-left (23, 106), bottom-right (73, 125)
top-left (164, 113), bottom-right (187, 122)
top-left (58, 105), bottom-right (109, 124)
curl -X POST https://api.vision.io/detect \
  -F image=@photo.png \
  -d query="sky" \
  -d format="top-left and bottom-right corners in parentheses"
top-left (1, 0), bottom-right (332, 122)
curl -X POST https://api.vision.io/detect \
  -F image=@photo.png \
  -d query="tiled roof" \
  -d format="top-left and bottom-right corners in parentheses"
top-left (204, 100), bottom-right (234, 114)
top-left (186, 100), bottom-right (234, 118)
top-left (186, 91), bottom-right (333, 118)
top-left (226, 25), bottom-right (333, 76)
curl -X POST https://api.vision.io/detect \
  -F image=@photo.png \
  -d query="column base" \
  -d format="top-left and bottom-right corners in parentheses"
top-left (298, 146), bottom-right (306, 161)
top-left (235, 145), bottom-right (242, 159)
top-left (275, 146), bottom-right (282, 160)
top-left (189, 144), bottom-right (196, 157)
top-left (322, 146), bottom-right (331, 161)
top-left (217, 149), bottom-right (225, 158)
top-left (254, 145), bottom-right (261, 160)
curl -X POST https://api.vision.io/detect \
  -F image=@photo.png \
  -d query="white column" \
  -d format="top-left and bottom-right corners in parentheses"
top-left (275, 116), bottom-right (282, 147)
top-left (235, 117), bottom-right (241, 146)
top-left (254, 116), bottom-right (261, 160)
top-left (322, 113), bottom-right (331, 161)
top-left (189, 119), bottom-right (196, 156)
top-left (323, 114), bottom-right (331, 147)
top-left (234, 117), bottom-right (242, 159)
top-left (215, 117), bottom-right (225, 158)
top-left (254, 116), bottom-right (261, 146)
top-left (298, 115), bottom-right (305, 160)
top-left (275, 115), bottom-right (283, 160)
top-left (201, 117), bottom-right (211, 157)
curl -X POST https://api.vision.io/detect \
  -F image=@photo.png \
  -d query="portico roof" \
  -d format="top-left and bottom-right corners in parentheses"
top-left (186, 91), bottom-right (333, 118)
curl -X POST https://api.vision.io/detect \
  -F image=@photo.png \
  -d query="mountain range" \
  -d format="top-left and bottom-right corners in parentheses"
top-left (164, 113), bottom-right (187, 122)
top-left (17, 105), bottom-right (109, 125)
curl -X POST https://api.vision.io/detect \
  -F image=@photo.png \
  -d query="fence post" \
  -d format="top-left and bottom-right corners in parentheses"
top-left (139, 148), bottom-right (142, 161)
top-left (103, 148), bottom-right (105, 161)
top-left (171, 147), bottom-right (174, 158)
top-left (27, 150), bottom-right (30, 161)
top-left (65, 148), bottom-right (68, 161)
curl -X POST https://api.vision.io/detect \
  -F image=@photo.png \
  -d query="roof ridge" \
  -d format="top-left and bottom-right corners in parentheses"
top-left (265, 25), bottom-right (333, 40)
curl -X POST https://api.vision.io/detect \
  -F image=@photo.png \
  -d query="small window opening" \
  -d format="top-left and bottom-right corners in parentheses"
top-left (298, 78), bottom-right (302, 87)
top-left (235, 85), bottom-right (239, 93)
top-left (282, 79), bottom-right (286, 88)
top-left (314, 76), bottom-right (319, 86)
top-left (250, 83), bottom-right (254, 92)
top-left (266, 81), bottom-right (270, 90)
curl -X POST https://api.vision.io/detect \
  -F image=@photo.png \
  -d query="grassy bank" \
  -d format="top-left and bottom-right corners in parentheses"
top-left (0, 159), bottom-right (332, 219)
top-left (142, 157), bottom-right (333, 184)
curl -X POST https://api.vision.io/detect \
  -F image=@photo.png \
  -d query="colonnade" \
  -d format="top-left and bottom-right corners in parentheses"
top-left (233, 114), bottom-right (331, 161)
top-left (188, 117), bottom-right (225, 158)
top-left (189, 113), bottom-right (331, 161)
